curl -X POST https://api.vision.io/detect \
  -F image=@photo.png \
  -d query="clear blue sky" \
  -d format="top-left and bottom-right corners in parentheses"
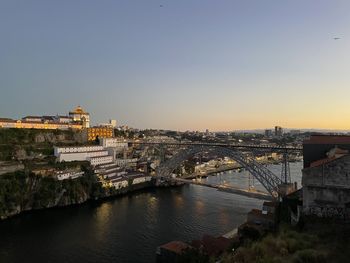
top-left (1, 0), bottom-right (350, 131)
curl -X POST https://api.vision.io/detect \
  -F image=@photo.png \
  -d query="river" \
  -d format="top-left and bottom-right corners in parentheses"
top-left (0, 162), bottom-right (302, 263)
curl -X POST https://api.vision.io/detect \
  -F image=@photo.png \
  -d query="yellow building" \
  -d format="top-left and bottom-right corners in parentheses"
top-left (84, 127), bottom-right (114, 141)
top-left (0, 119), bottom-right (83, 130)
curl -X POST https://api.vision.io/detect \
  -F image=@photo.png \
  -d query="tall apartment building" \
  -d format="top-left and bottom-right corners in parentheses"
top-left (274, 126), bottom-right (283, 137)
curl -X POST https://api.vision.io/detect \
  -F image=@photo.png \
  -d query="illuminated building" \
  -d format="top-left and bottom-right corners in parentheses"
top-left (0, 118), bottom-right (83, 130)
top-left (69, 106), bottom-right (90, 128)
top-left (84, 126), bottom-right (114, 141)
top-left (0, 106), bottom-right (90, 130)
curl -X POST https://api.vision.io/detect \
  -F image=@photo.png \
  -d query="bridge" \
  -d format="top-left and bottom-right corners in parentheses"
top-left (147, 142), bottom-right (302, 200)
top-left (128, 141), bottom-right (302, 200)
top-left (131, 141), bottom-right (302, 152)
top-left (172, 177), bottom-right (274, 201)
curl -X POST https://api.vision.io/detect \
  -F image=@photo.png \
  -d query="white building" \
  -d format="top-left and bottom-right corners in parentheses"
top-left (115, 158), bottom-right (138, 167)
top-left (89, 156), bottom-right (114, 166)
top-left (95, 163), bottom-right (127, 178)
top-left (54, 145), bottom-right (104, 155)
top-left (56, 171), bottom-right (84, 181)
top-left (54, 145), bottom-right (114, 166)
top-left (111, 178), bottom-right (129, 189)
top-left (110, 119), bottom-right (117, 128)
top-left (132, 175), bottom-right (152, 185)
top-left (99, 138), bottom-right (128, 149)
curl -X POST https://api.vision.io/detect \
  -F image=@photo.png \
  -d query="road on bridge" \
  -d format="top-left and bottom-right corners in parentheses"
top-left (171, 177), bottom-right (273, 201)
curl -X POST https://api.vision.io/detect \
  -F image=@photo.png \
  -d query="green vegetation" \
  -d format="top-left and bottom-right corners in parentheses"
top-left (0, 128), bottom-right (71, 144)
top-left (0, 171), bottom-right (27, 217)
top-left (0, 169), bottom-right (106, 219)
top-left (220, 223), bottom-right (350, 263)
top-left (0, 128), bottom-right (80, 161)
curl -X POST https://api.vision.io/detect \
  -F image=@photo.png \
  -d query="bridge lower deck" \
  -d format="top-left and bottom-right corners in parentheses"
top-left (171, 177), bottom-right (273, 201)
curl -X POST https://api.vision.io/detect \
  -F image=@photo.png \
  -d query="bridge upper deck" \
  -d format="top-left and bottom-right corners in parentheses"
top-left (130, 141), bottom-right (302, 152)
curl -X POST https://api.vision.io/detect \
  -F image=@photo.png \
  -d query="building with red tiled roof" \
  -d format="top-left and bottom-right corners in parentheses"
top-left (303, 135), bottom-right (350, 168)
top-left (302, 135), bottom-right (350, 220)
top-left (156, 241), bottom-right (191, 263)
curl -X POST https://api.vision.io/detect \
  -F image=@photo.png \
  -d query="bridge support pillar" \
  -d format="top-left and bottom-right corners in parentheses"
top-left (281, 152), bottom-right (291, 184)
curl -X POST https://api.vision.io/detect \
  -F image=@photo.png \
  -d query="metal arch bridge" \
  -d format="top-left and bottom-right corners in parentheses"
top-left (130, 141), bottom-right (302, 152)
top-left (155, 145), bottom-right (286, 199)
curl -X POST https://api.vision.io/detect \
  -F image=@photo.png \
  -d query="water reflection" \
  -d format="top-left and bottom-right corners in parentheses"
top-left (0, 162), bottom-right (303, 263)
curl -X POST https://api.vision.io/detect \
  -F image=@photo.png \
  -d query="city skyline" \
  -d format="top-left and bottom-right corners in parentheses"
top-left (1, 1), bottom-right (350, 131)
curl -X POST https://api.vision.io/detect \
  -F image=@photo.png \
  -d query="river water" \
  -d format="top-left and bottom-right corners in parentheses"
top-left (0, 162), bottom-right (302, 263)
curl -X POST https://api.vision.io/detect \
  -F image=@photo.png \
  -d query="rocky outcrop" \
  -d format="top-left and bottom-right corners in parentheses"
top-left (0, 171), bottom-right (156, 220)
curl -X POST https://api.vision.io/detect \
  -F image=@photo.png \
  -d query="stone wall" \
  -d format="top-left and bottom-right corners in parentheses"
top-left (302, 155), bottom-right (350, 220)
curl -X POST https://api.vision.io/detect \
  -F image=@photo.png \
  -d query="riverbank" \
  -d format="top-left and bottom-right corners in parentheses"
top-left (0, 171), bottom-right (180, 221)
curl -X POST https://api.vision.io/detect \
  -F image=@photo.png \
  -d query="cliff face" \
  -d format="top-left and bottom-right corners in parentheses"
top-left (0, 171), bottom-right (156, 220)
top-left (0, 171), bottom-right (110, 220)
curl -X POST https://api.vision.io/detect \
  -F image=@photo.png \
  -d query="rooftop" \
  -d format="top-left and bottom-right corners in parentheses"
top-left (159, 241), bottom-right (191, 254)
top-left (69, 105), bottom-right (89, 114)
top-left (304, 135), bottom-right (350, 145)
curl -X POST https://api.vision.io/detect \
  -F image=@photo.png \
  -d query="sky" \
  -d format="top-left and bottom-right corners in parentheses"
top-left (1, 0), bottom-right (350, 131)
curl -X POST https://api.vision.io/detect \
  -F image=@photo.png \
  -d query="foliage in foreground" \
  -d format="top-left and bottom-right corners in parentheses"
top-left (221, 224), bottom-right (350, 263)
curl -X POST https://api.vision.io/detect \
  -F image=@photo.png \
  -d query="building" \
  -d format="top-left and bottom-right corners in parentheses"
top-left (264, 129), bottom-right (273, 137)
top-left (110, 177), bottom-right (129, 190)
top-left (99, 138), bottom-right (128, 150)
top-left (110, 119), bottom-right (117, 128)
top-left (274, 126), bottom-right (283, 137)
top-left (0, 118), bottom-right (83, 130)
top-left (246, 209), bottom-right (275, 229)
top-left (302, 135), bottom-right (350, 220)
top-left (0, 106), bottom-right (90, 130)
top-left (156, 241), bottom-right (191, 263)
top-left (55, 171), bottom-right (84, 181)
top-left (54, 145), bottom-right (115, 166)
top-left (89, 155), bottom-right (114, 166)
top-left (94, 163), bottom-right (126, 179)
top-left (115, 158), bottom-right (138, 168)
top-left (129, 172), bottom-right (152, 185)
top-left (303, 134), bottom-right (350, 168)
top-left (98, 119), bottom-right (117, 128)
top-left (69, 106), bottom-right (90, 128)
top-left (83, 126), bottom-right (114, 141)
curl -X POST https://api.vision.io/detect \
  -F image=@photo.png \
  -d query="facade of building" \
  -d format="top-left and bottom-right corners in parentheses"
top-left (274, 126), bottom-right (283, 137)
top-left (115, 158), bottom-right (138, 167)
top-left (84, 127), bottom-right (114, 141)
top-left (111, 178), bottom-right (129, 189)
top-left (54, 145), bottom-right (104, 155)
top-left (94, 163), bottom-right (127, 179)
top-left (131, 174), bottom-right (152, 185)
top-left (303, 134), bottom-right (350, 168)
top-left (99, 138), bottom-right (128, 149)
top-left (89, 156), bottom-right (114, 166)
top-left (264, 129), bottom-right (273, 137)
top-left (302, 135), bottom-right (350, 220)
top-left (69, 106), bottom-right (90, 128)
top-left (0, 118), bottom-right (83, 130)
top-left (0, 106), bottom-right (90, 130)
top-left (54, 145), bottom-right (114, 166)
top-left (55, 171), bottom-right (84, 181)
top-left (98, 119), bottom-right (117, 128)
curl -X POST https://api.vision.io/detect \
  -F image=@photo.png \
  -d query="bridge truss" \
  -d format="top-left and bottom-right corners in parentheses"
top-left (156, 145), bottom-right (283, 198)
